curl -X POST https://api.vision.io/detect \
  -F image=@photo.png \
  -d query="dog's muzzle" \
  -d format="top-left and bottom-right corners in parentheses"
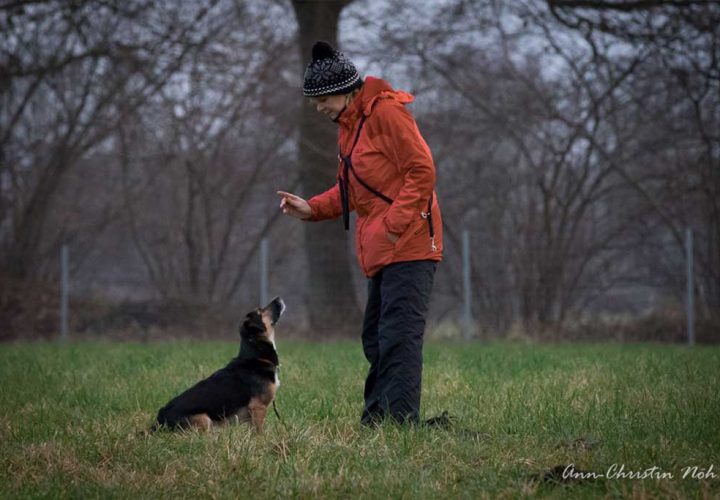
top-left (267, 297), bottom-right (285, 325)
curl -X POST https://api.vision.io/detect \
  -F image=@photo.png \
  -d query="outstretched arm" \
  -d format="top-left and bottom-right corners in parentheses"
top-left (278, 183), bottom-right (350, 222)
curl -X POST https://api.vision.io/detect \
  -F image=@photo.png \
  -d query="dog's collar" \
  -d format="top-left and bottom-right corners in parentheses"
top-left (257, 357), bottom-right (279, 368)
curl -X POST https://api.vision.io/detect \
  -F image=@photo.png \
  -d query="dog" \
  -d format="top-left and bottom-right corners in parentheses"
top-left (154, 297), bottom-right (285, 432)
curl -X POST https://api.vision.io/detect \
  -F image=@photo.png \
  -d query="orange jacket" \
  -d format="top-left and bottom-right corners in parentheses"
top-left (307, 76), bottom-right (443, 277)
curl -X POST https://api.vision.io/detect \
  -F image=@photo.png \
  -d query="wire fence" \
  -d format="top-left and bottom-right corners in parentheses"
top-left (50, 222), bottom-right (709, 344)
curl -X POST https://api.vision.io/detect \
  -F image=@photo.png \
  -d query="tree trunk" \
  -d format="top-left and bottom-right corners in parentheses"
top-left (291, 0), bottom-right (362, 338)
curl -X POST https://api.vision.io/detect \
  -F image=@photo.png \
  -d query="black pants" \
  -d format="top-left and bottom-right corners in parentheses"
top-left (360, 260), bottom-right (437, 425)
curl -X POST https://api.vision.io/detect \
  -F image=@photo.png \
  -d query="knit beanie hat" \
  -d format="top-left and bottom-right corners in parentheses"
top-left (302, 41), bottom-right (363, 97)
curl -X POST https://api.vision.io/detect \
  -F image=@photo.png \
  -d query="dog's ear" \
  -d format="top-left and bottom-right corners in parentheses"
top-left (240, 311), bottom-right (266, 337)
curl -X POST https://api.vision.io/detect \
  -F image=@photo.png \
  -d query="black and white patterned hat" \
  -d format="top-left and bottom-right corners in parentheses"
top-left (303, 41), bottom-right (362, 97)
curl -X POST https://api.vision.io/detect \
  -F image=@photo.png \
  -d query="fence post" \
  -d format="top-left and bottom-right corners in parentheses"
top-left (259, 237), bottom-right (269, 306)
top-left (686, 227), bottom-right (695, 346)
top-left (60, 244), bottom-right (69, 340)
top-left (462, 229), bottom-right (473, 340)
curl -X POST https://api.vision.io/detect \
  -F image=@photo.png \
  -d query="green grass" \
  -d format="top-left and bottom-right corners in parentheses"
top-left (1, 340), bottom-right (718, 499)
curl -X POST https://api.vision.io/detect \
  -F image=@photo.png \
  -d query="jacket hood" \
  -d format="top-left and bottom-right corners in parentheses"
top-left (340, 76), bottom-right (414, 127)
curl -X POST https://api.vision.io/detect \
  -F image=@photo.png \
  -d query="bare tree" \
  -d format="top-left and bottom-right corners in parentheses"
top-left (3, 0), bottom-right (715, 339)
top-left (341, 0), bottom-right (718, 335)
top-left (290, 0), bottom-right (362, 337)
top-left (0, 0), bottom-right (228, 282)
top-left (117, 19), bottom-right (297, 302)
top-left (546, 0), bottom-right (720, 319)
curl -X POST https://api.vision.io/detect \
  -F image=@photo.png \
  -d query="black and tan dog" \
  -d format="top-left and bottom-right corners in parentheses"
top-left (154, 297), bottom-right (285, 432)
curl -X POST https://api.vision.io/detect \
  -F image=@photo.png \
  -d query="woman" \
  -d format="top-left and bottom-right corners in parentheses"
top-left (277, 41), bottom-right (443, 426)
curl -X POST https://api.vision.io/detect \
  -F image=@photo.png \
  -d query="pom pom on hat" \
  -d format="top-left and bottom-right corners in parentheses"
top-left (311, 41), bottom-right (335, 61)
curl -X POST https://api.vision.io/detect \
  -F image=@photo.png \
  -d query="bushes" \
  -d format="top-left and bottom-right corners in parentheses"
top-left (0, 274), bottom-right (60, 341)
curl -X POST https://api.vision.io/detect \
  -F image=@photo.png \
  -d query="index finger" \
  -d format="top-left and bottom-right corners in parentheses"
top-left (277, 190), bottom-right (300, 200)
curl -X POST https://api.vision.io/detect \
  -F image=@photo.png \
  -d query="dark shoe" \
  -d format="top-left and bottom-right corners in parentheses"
top-left (423, 410), bottom-right (454, 429)
top-left (360, 412), bottom-right (384, 428)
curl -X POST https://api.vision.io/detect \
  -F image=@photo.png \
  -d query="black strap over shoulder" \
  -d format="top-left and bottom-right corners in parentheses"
top-left (346, 116), bottom-right (366, 158)
top-left (338, 116), bottom-right (367, 230)
top-left (337, 115), bottom-right (436, 250)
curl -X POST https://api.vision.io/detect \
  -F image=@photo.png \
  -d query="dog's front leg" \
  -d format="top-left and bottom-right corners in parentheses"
top-left (187, 413), bottom-right (212, 431)
top-left (248, 400), bottom-right (267, 433)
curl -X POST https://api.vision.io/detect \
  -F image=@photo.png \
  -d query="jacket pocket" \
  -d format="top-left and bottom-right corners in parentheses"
top-left (360, 213), bottom-right (396, 270)
top-left (392, 215), bottom-right (426, 254)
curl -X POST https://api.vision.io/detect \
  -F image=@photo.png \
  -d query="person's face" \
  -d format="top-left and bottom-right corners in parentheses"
top-left (309, 94), bottom-right (349, 121)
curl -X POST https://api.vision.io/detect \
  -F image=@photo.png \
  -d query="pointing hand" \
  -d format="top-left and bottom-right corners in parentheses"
top-left (277, 191), bottom-right (312, 220)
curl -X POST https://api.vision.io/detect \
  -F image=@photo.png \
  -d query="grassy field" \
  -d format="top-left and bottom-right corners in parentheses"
top-left (1, 340), bottom-right (718, 499)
